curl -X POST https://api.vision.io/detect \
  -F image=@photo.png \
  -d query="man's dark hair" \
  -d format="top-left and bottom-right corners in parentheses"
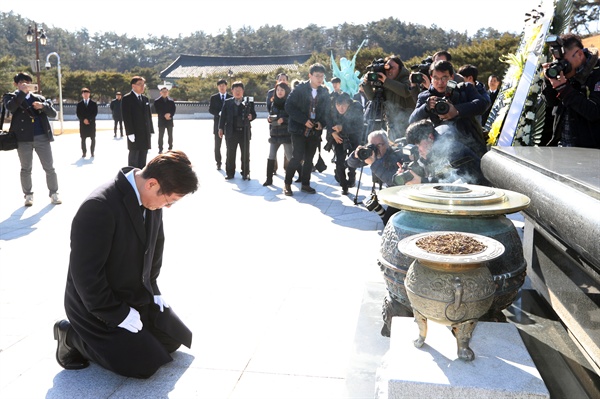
top-left (433, 50), bottom-right (452, 61)
top-left (142, 150), bottom-right (199, 195)
top-left (130, 76), bottom-right (145, 85)
top-left (13, 72), bottom-right (33, 83)
top-left (406, 120), bottom-right (439, 144)
top-left (561, 33), bottom-right (583, 50)
top-left (335, 92), bottom-right (352, 105)
top-left (331, 77), bottom-right (341, 84)
top-left (385, 55), bottom-right (405, 70)
top-left (231, 81), bottom-right (244, 90)
top-left (217, 79), bottom-right (227, 86)
top-left (430, 60), bottom-right (454, 76)
top-left (458, 64), bottom-right (478, 81)
top-left (309, 63), bottom-right (326, 75)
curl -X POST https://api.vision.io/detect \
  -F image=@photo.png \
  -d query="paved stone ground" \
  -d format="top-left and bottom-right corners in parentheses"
top-left (0, 118), bottom-right (391, 398)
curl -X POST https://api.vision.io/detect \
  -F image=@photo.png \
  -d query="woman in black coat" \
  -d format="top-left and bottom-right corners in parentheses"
top-left (263, 82), bottom-right (292, 186)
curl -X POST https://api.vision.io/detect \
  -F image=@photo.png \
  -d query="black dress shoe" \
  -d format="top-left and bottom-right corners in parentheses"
top-left (225, 175), bottom-right (234, 180)
top-left (301, 185), bottom-right (316, 194)
top-left (53, 320), bottom-right (89, 370)
top-left (217, 164), bottom-right (222, 171)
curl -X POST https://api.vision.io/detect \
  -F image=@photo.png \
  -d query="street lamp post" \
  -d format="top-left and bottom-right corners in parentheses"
top-left (26, 22), bottom-right (47, 92)
top-left (45, 52), bottom-right (63, 135)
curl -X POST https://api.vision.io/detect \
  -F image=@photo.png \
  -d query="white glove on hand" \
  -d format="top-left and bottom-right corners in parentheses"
top-left (153, 295), bottom-right (170, 312)
top-left (127, 134), bottom-right (135, 142)
top-left (118, 307), bottom-right (143, 333)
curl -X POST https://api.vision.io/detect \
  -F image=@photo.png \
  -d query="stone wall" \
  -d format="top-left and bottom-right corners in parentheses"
top-left (59, 101), bottom-right (269, 121)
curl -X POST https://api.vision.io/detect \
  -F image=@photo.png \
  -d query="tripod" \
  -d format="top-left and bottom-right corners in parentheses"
top-left (353, 87), bottom-right (385, 205)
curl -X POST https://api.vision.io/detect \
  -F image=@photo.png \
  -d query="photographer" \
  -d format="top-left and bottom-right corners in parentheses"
top-left (408, 56), bottom-right (433, 103)
top-left (347, 130), bottom-right (409, 223)
top-left (457, 64), bottom-right (491, 126)
top-left (218, 81), bottom-right (256, 180)
top-left (326, 93), bottom-right (363, 194)
top-left (409, 60), bottom-right (488, 158)
top-left (263, 82), bottom-right (292, 187)
top-left (283, 63), bottom-right (331, 196)
top-left (361, 55), bottom-right (416, 140)
top-left (541, 33), bottom-right (600, 149)
top-left (3, 72), bottom-right (61, 206)
top-left (399, 120), bottom-right (489, 186)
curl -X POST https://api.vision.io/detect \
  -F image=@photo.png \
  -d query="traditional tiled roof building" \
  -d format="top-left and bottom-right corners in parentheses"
top-left (159, 54), bottom-right (312, 84)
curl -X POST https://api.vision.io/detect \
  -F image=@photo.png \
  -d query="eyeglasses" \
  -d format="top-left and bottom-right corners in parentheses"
top-left (431, 76), bottom-right (451, 82)
top-left (373, 142), bottom-right (386, 148)
top-left (162, 193), bottom-right (178, 207)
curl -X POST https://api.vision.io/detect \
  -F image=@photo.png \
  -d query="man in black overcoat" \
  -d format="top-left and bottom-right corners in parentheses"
top-left (110, 92), bottom-right (124, 137)
top-left (122, 76), bottom-right (154, 168)
top-left (218, 81), bottom-right (256, 180)
top-left (54, 150), bottom-right (199, 378)
top-left (208, 79), bottom-right (231, 170)
top-left (76, 87), bottom-right (98, 157)
top-left (154, 87), bottom-right (176, 153)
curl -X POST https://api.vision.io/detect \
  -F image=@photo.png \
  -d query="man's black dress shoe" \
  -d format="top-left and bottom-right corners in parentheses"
top-left (225, 175), bottom-right (234, 180)
top-left (53, 320), bottom-right (89, 370)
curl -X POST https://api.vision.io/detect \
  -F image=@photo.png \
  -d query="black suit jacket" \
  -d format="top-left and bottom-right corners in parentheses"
top-left (122, 91), bottom-right (154, 150)
top-left (64, 168), bottom-right (191, 374)
top-left (154, 96), bottom-right (176, 128)
top-left (218, 97), bottom-right (257, 139)
top-left (3, 90), bottom-right (56, 142)
top-left (76, 99), bottom-right (98, 137)
top-left (208, 92), bottom-right (231, 134)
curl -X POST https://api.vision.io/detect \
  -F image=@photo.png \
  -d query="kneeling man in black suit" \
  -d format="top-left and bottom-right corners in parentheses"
top-left (54, 150), bottom-right (199, 378)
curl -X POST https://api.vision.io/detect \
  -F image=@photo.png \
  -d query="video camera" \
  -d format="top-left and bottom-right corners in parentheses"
top-left (410, 56), bottom-right (433, 84)
top-left (365, 58), bottom-right (387, 87)
top-left (545, 35), bottom-right (572, 79)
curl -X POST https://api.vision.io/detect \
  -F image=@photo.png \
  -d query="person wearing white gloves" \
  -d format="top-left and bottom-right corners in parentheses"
top-left (54, 150), bottom-right (198, 378)
top-left (122, 75), bottom-right (154, 168)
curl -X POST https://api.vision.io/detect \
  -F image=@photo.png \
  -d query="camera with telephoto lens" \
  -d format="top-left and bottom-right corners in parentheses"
top-left (545, 35), bottom-right (572, 79)
top-left (430, 97), bottom-right (451, 115)
top-left (357, 143), bottom-right (378, 161)
top-left (363, 193), bottom-right (386, 219)
top-left (410, 56), bottom-right (433, 84)
top-left (365, 58), bottom-right (387, 86)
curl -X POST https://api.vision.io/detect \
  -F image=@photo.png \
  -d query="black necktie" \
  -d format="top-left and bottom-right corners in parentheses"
top-left (138, 95), bottom-right (143, 104)
top-left (140, 204), bottom-right (146, 221)
top-left (222, 95), bottom-right (225, 102)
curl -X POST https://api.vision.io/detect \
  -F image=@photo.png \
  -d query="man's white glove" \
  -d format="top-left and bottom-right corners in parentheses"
top-left (153, 295), bottom-right (170, 312)
top-left (118, 307), bottom-right (143, 333)
top-left (127, 134), bottom-right (135, 142)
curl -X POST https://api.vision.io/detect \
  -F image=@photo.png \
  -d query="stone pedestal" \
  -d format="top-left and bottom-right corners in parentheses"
top-left (376, 317), bottom-right (549, 399)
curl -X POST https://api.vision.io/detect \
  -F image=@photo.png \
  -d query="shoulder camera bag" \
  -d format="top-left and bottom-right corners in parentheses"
top-left (0, 97), bottom-right (18, 151)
